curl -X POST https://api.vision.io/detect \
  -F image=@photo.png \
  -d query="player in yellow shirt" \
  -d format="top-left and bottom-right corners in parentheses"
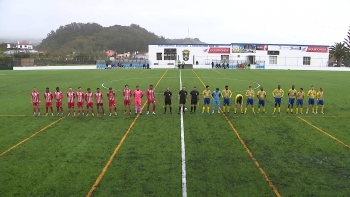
top-left (234, 94), bottom-right (244, 114)
top-left (256, 87), bottom-right (267, 113)
top-left (306, 85), bottom-right (317, 114)
top-left (201, 85), bottom-right (211, 114)
top-left (316, 87), bottom-right (324, 114)
top-left (287, 85), bottom-right (297, 114)
top-left (245, 86), bottom-right (255, 114)
top-left (272, 85), bottom-right (284, 114)
top-left (296, 88), bottom-right (305, 114)
top-left (222, 85), bottom-right (232, 113)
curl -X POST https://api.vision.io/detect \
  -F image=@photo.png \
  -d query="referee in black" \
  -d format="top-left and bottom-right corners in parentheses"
top-left (178, 86), bottom-right (188, 114)
top-left (190, 86), bottom-right (199, 113)
top-left (163, 87), bottom-right (173, 114)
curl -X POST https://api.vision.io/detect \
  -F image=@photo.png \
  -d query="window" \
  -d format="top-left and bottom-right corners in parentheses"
top-left (164, 48), bottom-right (177, 60)
top-left (267, 51), bottom-right (280, 55)
top-left (164, 53), bottom-right (176, 60)
top-left (269, 56), bottom-right (277, 64)
top-left (156, 53), bottom-right (162, 60)
top-left (303, 57), bottom-right (311, 65)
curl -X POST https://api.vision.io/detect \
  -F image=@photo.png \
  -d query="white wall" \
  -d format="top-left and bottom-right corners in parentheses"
top-left (14, 66), bottom-right (96, 70)
top-left (12, 65), bottom-right (350, 71)
top-left (148, 44), bottom-right (231, 66)
top-left (148, 44), bottom-right (329, 67)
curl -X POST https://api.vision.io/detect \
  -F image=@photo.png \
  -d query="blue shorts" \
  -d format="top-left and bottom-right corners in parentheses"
top-left (204, 98), bottom-right (210, 105)
top-left (213, 100), bottom-right (220, 105)
top-left (308, 98), bottom-right (315, 105)
top-left (236, 99), bottom-right (242, 105)
top-left (246, 98), bottom-right (254, 105)
top-left (275, 98), bottom-right (282, 104)
top-left (258, 100), bottom-right (265, 106)
top-left (297, 99), bottom-right (303, 106)
top-left (223, 98), bottom-right (230, 105)
top-left (318, 100), bottom-right (324, 105)
top-left (288, 98), bottom-right (295, 104)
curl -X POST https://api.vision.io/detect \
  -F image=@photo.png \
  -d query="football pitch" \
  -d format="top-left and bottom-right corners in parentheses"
top-left (0, 69), bottom-right (349, 197)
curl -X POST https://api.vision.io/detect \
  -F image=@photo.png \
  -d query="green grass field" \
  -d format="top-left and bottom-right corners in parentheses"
top-left (0, 69), bottom-right (349, 197)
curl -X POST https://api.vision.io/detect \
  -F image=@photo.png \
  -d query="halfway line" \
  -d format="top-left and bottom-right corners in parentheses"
top-left (297, 116), bottom-right (350, 148)
top-left (86, 69), bottom-right (168, 197)
top-left (0, 117), bottom-right (65, 157)
top-left (192, 69), bottom-right (281, 197)
top-left (179, 70), bottom-right (187, 197)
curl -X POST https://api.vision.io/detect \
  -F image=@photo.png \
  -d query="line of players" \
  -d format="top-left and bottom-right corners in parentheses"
top-left (240, 84), bottom-right (325, 114)
top-left (30, 84), bottom-right (325, 116)
top-left (30, 85), bottom-right (154, 116)
top-left (175, 84), bottom-right (324, 115)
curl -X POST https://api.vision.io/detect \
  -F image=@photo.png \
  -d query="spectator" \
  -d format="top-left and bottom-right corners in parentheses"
top-left (143, 63), bottom-right (146, 69)
top-left (226, 63), bottom-right (229, 69)
top-left (147, 63), bottom-right (150, 69)
top-left (211, 61), bottom-right (214, 69)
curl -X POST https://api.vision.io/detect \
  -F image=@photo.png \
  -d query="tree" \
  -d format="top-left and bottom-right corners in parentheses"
top-left (329, 42), bottom-right (349, 67)
top-left (344, 26), bottom-right (350, 66)
top-left (345, 26), bottom-right (350, 47)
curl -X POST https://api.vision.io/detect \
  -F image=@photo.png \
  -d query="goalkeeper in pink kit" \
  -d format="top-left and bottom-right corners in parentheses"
top-left (133, 85), bottom-right (143, 114)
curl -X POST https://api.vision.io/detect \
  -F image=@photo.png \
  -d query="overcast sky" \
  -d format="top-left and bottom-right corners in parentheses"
top-left (0, 0), bottom-right (349, 45)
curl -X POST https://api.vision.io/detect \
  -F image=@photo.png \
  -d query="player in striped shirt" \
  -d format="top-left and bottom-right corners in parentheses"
top-left (76, 87), bottom-right (85, 116)
top-left (95, 88), bottom-right (105, 116)
top-left (44, 87), bottom-right (54, 116)
top-left (123, 85), bottom-right (132, 114)
top-left (31, 87), bottom-right (41, 116)
top-left (85, 88), bottom-right (94, 116)
top-left (107, 87), bottom-right (117, 116)
top-left (54, 87), bottom-right (63, 116)
top-left (67, 87), bottom-right (76, 116)
top-left (146, 85), bottom-right (156, 115)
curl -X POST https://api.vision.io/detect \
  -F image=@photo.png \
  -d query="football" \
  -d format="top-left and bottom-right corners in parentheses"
top-left (184, 107), bottom-right (188, 111)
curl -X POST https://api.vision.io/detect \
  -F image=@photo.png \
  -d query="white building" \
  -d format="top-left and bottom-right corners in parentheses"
top-left (148, 43), bottom-right (329, 69)
top-left (7, 41), bottom-right (34, 50)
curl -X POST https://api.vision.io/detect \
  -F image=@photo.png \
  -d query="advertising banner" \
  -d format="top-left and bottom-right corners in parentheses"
top-left (232, 44), bottom-right (256, 53)
top-left (305, 46), bottom-right (328, 53)
top-left (256, 45), bottom-right (268, 51)
top-left (204, 47), bottom-right (230, 54)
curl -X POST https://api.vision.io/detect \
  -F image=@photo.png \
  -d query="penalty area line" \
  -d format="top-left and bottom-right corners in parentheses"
top-left (86, 69), bottom-right (168, 197)
top-left (297, 116), bottom-right (350, 149)
top-left (192, 69), bottom-right (282, 197)
top-left (0, 116), bottom-right (65, 157)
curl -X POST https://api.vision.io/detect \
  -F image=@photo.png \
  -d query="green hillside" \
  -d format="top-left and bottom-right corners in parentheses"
top-left (36, 23), bottom-right (205, 54)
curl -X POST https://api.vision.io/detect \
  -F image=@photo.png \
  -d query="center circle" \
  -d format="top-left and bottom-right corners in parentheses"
top-left (101, 77), bottom-right (260, 94)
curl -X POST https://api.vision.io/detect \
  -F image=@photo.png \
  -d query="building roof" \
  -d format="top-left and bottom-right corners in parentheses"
top-left (149, 43), bottom-right (329, 47)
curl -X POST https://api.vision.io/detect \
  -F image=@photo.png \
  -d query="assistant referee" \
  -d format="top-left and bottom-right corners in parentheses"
top-left (163, 87), bottom-right (173, 114)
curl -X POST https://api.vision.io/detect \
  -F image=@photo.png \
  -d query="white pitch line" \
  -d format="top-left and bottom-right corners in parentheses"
top-left (179, 70), bottom-right (187, 197)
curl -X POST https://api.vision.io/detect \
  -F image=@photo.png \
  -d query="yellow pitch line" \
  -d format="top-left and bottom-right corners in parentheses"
top-left (213, 69), bottom-right (221, 74)
top-left (192, 69), bottom-right (281, 197)
top-left (86, 69), bottom-right (168, 197)
top-left (140, 69), bottom-right (147, 73)
top-left (0, 117), bottom-right (65, 157)
top-left (297, 116), bottom-right (350, 149)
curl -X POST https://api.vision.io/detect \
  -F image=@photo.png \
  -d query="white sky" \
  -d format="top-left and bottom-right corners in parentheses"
top-left (0, 0), bottom-right (349, 45)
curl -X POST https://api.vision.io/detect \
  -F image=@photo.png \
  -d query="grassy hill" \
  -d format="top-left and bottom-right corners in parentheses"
top-left (36, 23), bottom-right (205, 55)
